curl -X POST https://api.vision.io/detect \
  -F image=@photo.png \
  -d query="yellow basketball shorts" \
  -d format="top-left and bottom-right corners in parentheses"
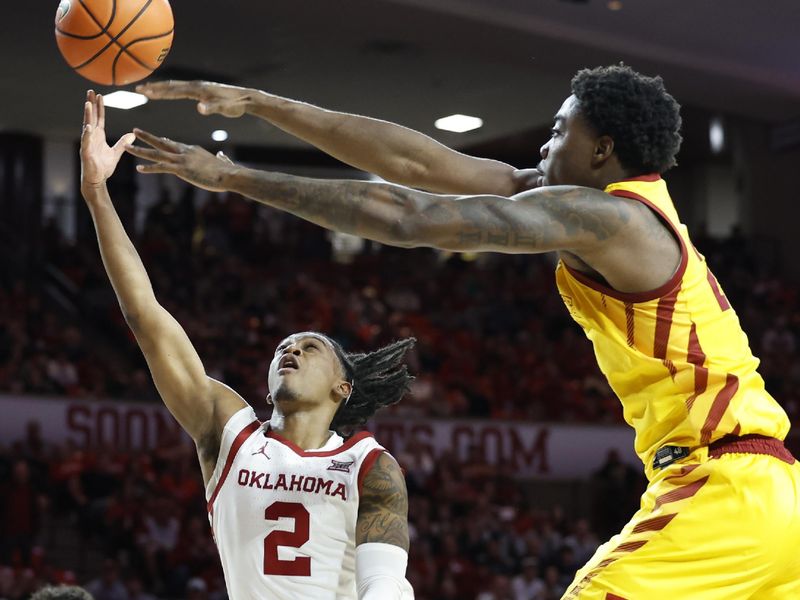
top-left (563, 438), bottom-right (800, 600)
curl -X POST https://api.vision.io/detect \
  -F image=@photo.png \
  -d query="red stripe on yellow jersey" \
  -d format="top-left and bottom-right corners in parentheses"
top-left (555, 175), bottom-right (790, 478)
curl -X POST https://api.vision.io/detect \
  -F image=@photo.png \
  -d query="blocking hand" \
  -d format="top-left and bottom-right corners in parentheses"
top-left (136, 80), bottom-right (255, 118)
top-left (126, 129), bottom-right (236, 192)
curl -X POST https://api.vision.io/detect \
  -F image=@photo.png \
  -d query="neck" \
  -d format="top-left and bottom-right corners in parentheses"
top-left (269, 407), bottom-right (334, 450)
top-left (595, 160), bottom-right (634, 190)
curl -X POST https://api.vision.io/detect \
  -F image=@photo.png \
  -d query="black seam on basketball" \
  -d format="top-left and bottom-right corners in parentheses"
top-left (72, 0), bottom-right (153, 72)
top-left (112, 28), bottom-right (174, 82)
top-left (72, 0), bottom-right (117, 38)
top-left (56, 26), bottom-right (106, 41)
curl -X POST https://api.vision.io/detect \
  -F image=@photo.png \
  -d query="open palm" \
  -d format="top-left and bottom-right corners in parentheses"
top-left (80, 90), bottom-right (135, 189)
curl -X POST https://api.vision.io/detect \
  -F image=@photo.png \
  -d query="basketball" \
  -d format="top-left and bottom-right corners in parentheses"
top-left (55, 0), bottom-right (174, 86)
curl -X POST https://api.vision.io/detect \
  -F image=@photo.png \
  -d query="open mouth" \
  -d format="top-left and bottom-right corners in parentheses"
top-left (278, 355), bottom-right (299, 372)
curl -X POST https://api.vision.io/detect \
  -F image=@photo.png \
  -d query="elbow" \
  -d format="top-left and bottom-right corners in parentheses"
top-left (122, 309), bottom-right (141, 332)
top-left (392, 158), bottom-right (430, 189)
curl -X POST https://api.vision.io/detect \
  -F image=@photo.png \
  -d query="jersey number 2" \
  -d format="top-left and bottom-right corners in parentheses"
top-left (264, 501), bottom-right (311, 576)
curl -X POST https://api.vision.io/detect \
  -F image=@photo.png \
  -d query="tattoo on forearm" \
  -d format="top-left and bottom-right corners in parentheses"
top-left (450, 187), bottom-right (632, 250)
top-left (357, 453), bottom-right (409, 550)
top-left (235, 169), bottom-right (632, 252)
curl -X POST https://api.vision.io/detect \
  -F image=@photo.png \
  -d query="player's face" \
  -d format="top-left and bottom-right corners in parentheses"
top-left (267, 332), bottom-right (347, 407)
top-left (538, 95), bottom-right (601, 188)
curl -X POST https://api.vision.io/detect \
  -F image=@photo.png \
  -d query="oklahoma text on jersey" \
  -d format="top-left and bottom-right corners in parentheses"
top-left (206, 406), bottom-right (387, 600)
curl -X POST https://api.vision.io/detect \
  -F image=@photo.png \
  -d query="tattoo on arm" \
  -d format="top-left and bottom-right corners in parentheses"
top-left (229, 168), bottom-right (632, 253)
top-left (447, 187), bottom-right (633, 251)
top-left (357, 453), bottom-right (409, 551)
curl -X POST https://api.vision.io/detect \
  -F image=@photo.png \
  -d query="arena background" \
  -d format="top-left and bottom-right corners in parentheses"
top-left (1, 1), bottom-right (799, 599)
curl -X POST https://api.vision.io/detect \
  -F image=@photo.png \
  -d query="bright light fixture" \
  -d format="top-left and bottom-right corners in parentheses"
top-left (212, 129), bottom-right (229, 142)
top-left (434, 114), bottom-right (483, 133)
top-left (102, 91), bottom-right (148, 110)
top-left (709, 117), bottom-right (725, 154)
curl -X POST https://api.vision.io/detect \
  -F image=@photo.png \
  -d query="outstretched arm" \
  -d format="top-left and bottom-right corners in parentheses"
top-left (127, 130), bottom-right (633, 254)
top-left (80, 93), bottom-right (245, 478)
top-left (136, 80), bottom-right (540, 195)
top-left (126, 131), bottom-right (680, 292)
top-left (355, 453), bottom-right (412, 599)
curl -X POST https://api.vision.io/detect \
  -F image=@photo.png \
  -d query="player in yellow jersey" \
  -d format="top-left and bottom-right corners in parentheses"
top-left (131, 65), bottom-right (799, 598)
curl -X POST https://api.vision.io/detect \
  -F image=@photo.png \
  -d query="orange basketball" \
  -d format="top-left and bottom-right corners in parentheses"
top-left (55, 0), bottom-right (174, 86)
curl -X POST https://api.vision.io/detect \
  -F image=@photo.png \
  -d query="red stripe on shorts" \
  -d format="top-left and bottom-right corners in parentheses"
top-left (613, 540), bottom-right (648, 553)
top-left (632, 513), bottom-right (677, 534)
top-left (655, 475), bottom-right (709, 509)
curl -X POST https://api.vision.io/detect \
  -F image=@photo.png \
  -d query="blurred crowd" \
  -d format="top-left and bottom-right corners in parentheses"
top-left (0, 418), bottom-right (644, 600)
top-left (3, 189), bottom-right (799, 424)
top-left (1, 187), bottom-right (799, 598)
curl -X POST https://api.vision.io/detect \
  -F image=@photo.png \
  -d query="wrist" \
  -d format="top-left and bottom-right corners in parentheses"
top-left (80, 180), bottom-right (108, 198)
top-left (247, 89), bottom-right (282, 117)
top-left (220, 163), bottom-right (247, 191)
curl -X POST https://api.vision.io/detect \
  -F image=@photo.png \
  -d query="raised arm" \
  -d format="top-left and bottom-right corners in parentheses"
top-left (80, 92), bottom-right (246, 480)
top-left (355, 453), bottom-right (412, 599)
top-left (136, 80), bottom-right (540, 195)
top-left (126, 131), bottom-right (678, 293)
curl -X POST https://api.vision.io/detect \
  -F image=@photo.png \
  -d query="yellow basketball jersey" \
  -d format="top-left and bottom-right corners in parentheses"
top-left (555, 175), bottom-right (790, 476)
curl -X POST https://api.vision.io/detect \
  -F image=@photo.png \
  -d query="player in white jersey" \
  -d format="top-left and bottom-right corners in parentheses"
top-left (78, 91), bottom-right (415, 600)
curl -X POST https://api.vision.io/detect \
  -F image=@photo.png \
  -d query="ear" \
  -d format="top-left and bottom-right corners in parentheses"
top-left (333, 379), bottom-right (352, 403)
top-left (266, 394), bottom-right (273, 406)
top-left (591, 135), bottom-right (615, 167)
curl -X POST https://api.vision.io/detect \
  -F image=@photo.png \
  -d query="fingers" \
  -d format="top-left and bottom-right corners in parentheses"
top-left (133, 128), bottom-right (183, 152)
top-left (97, 93), bottom-right (105, 129)
top-left (125, 143), bottom-right (172, 163)
top-left (197, 102), bottom-right (216, 115)
top-left (136, 163), bottom-right (172, 174)
top-left (83, 100), bottom-right (92, 134)
top-left (136, 80), bottom-right (205, 100)
top-left (112, 133), bottom-right (136, 158)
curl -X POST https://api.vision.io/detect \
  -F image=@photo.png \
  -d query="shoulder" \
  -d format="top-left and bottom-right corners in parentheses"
top-left (356, 452), bottom-right (409, 550)
top-left (360, 452), bottom-right (404, 497)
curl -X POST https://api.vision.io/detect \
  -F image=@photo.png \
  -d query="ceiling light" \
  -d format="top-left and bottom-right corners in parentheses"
top-left (607, 0), bottom-right (623, 10)
top-left (434, 114), bottom-right (483, 133)
top-left (102, 91), bottom-right (148, 110)
top-left (709, 117), bottom-right (725, 154)
top-left (212, 129), bottom-right (229, 142)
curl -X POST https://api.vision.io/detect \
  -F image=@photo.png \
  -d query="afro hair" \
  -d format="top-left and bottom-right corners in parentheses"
top-left (571, 65), bottom-right (683, 174)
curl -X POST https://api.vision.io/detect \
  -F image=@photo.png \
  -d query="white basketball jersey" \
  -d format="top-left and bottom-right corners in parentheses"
top-left (206, 407), bottom-right (387, 600)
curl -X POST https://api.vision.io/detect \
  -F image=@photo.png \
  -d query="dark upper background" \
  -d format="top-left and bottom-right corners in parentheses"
top-left (1, 0), bottom-right (799, 154)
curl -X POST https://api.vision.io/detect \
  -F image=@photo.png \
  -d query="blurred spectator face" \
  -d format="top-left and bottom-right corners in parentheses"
top-left (186, 577), bottom-right (207, 600)
top-left (127, 577), bottom-right (144, 595)
top-left (267, 333), bottom-right (349, 410)
top-left (101, 560), bottom-right (118, 585)
top-left (522, 557), bottom-right (539, 580)
top-left (544, 565), bottom-right (559, 585)
top-left (13, 460), bottom-right (30, 484)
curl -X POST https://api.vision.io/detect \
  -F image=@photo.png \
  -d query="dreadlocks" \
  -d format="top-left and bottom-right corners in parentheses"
top-left (323, 335), bottom-right (416, 433)
top-left (571, 64), bottom-right (683, 175)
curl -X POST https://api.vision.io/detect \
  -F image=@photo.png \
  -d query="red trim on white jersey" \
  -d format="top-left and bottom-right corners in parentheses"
top-left (357, 448), bottom-right (385, 496)
top-left (207, 420), bottom-right (261, 513)
top-left (266, 429), bottom-right (375, 457)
